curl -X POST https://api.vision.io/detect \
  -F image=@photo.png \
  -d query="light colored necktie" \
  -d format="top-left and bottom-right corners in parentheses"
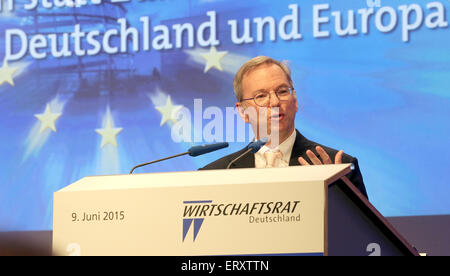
top-left (264, 150), bottom-right (283, 168)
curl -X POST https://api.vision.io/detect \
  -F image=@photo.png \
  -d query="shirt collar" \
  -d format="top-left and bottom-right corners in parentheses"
top-left (255, 130), bottom-right (297, 163)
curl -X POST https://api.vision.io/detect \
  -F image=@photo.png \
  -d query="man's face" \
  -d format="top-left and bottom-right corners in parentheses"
top-left (237, 63), bottom-right (298, 144)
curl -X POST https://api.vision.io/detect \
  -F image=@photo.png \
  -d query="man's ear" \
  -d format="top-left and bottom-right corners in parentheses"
top-left (293, 90), bottom-right (299, 113)
top-left (235, 102), bottom-right (249, 123)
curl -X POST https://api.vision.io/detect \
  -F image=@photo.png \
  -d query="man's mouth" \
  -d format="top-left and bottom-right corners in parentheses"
top-left (270, 113), bottom-right (285, 121)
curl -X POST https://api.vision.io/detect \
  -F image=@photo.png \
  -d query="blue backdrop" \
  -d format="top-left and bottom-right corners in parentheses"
top-left (0, 0), bottom-right (449, 230)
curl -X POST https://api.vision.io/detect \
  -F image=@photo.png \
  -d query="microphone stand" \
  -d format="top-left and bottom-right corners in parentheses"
top-left (129, 142), bottom-right (229, 174)
top-left (226, 148), bottom-right (252, 169)
top-left (129, 151), bottom-right (189, 174)
top-left (226, 137), bottom-right (269, 169)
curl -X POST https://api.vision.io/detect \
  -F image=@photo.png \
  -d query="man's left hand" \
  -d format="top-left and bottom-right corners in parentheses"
top-left (298, 146), bottom-right (344, 165)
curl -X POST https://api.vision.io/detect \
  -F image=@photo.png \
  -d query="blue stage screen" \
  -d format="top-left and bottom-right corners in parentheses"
top-left (0, 0), bottom-right (449, 230)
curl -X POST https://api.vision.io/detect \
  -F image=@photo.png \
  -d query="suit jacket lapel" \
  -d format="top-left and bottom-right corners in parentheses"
top-left (289, 130), bottom-right (312, 166)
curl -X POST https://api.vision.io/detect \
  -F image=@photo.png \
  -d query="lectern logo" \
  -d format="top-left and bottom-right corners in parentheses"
top-left (182, 199), bottom-right (301, 242)
top-left (182, 200), bottom-right (212, 242)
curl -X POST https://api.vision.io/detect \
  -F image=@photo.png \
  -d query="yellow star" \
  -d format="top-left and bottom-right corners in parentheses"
top-left (96, 115), bottom-right (123, 148)
top-left (34, 104), bottom-right (62, 134)
top-left (200, 46), bottom-right (228, 73)
top-left (0, 59), bottom-right (19, 87)
top-left (155, 95), bottom-right (183, 126)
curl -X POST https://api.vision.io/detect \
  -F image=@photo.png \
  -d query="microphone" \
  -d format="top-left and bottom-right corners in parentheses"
top-left (248, 137), bottom-right (269, 153)
top-left (130, 142), bottom-right (229, 174)
top-left (188, 142), bottom-right (229, 157)
top-left (226, 137), bottom-right (269, 169)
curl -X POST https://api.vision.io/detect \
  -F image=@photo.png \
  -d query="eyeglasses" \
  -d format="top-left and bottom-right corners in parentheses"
top-left (241, 87), bottom-right (295, 107)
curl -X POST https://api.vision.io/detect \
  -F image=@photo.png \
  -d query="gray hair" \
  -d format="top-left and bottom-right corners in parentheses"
top-left (233, 56), bottom-right (293, 101)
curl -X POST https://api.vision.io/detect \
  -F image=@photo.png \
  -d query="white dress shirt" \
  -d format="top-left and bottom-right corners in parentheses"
top-left (254, 130), bottom-right (297, 168)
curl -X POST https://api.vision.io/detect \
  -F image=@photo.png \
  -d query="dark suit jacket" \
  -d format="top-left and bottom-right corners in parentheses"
top-left (199, 129), bottom-right (368, 199)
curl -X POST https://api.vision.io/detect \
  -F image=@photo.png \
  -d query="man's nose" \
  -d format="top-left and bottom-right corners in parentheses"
top-left (268, 92), bottom-right (280, 107)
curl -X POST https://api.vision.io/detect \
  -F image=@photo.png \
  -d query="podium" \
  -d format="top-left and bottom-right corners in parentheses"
top-left (53, 164), bottom-right (418, 256)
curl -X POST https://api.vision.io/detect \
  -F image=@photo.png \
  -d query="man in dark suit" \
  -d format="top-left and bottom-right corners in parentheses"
top-left (200, 56), bottom-right (368, 199)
